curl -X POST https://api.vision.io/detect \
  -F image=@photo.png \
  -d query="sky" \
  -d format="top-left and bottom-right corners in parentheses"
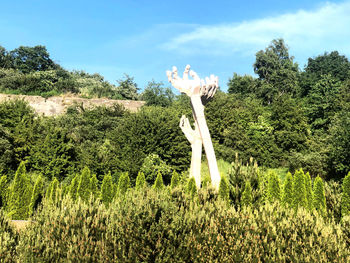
top-left (1, 0), bottom-right (350, 91)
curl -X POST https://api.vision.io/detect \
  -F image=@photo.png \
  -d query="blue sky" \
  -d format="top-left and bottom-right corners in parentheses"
top-left (1, 0), bottom-right (350, 91)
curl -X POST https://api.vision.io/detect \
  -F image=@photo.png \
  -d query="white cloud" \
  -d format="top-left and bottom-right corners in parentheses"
top-left (162, 1), bottom-right (350, 57)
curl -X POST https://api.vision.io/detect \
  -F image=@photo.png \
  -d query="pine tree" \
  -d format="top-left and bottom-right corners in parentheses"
top-left (241, 181), bottom-right (252, 207)
top-left (117, 172), bottom-right (130, 196)
top-left (153, 172), bottom-right (164, 191)
top-left (101, 172), bottom-right (114, 206)
top-left (282, 172), bottom-right (293, 207)
top-left (186, 177), bottom-right (197, 198)
top-left (292, 168), bottom-right (307, 209)
top-left (267, 171), bottom-right (281, 203)
top-left (135, 171), bottom-right (146, 190)
top-left (218, 175), bottom-right (230, 203)
top-left (341, 172), bottom-right (350, 217)
top-left (304, 172), bottom-right (313, 211)
top-left (90, 174), bottom-right (99, 199)
top-left (8, 162), bottom-right (32, 219)
top-left (50, 178), bottom-right (59, 203)
top-left (69, 174), bottom-right (79, 200)
top-left (0, 175), bottom-right (7, 208)
top-left (77, 167), bottom-right (91, 202)
top-left (313, 176), bottom-right (326, 216)
top-left (29, 175), bottom-right (44, 215)
top-left (170, 171), bottom-right (180, 189)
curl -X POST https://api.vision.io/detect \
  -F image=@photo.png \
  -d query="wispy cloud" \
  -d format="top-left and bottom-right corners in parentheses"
top-left (162, 1), bottom-right (350, 57)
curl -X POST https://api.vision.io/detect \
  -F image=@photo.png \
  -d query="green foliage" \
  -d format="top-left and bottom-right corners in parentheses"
top-left (313, 176), bottom-right (327, 216)
top-left (140, 153), bottom-right (173, 185)
top-left (241, 181), bottom-right (253, 207)
top-left (115, 74), bottom-right (139, 100)
top-left (29, 175), bottom-right (44, 215)
top-left (267, 171), bottom-right (281, 203)
top-left (218, 175), bottom-right (230, 203)
top-left (305, 172), bottom-right (313, 211)
top-left (90, 174), bottom-right (99, 199)
top-left (153, 171), bottom-right (164, 191)
top-left (135, 171), bottom-right (146, 190)
top-left (186, 177), bottom-right (197, 198)
top-left (292, 168), bottom-right (307, 210)
top-left (69, 174), bottom-right (79, 201)
top-left (0, 209), bottom-right (19, 262)
top-left (49, 177), bottom-right (59, 204)
top-left (101, 172), bottom-right (114, 205)
top-left (117, 172), bottom-right (130, 196)
top-left (8, 162), bottom-right (32, 219)
top-left (227, 73), bottom-right (257, 95)
top-left (282, 172), bottom-right (293, 207)
top-left (170, 170), bottom-right (180, 189)
top-left (341, 172), bottom-right (350, 217)
top-left (0, 175), bottom-right (7, 208)
top-left (77, 167), bottom-right (91, 202)
top-left (141, 80), bottom-right (174, 107)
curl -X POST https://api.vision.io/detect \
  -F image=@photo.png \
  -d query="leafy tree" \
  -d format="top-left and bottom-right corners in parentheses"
top-left (292, 169), bottom-right (307, 210)
top-left (90, 174), bottom-right (99, 199)
top-left (116, 74), bottom-right (139, 100)
top-left (267, 172), bottom-right (281, 203)
top-left (254, 39), bottom-right (299, 103)
top-left (117, 172), bottom-right (130, 196)
top-left (153, 172), bottom-right (164, 191)
top-left (170, 171), bottom-right (180, 189)
top-left (141, 80), bottom-right (174, 107)
top-left (135, 171), bottom-right (146, 190)
top-left (29, 175), bottom-right (44, 215)
top-left (8, 162), bottom-right (32, 219)
top-left (227, 73), bottom-right (257, 96)
top-left (282, 172), bottom-right (293, 207)
top-left (101, 172), bottom-right (114, 205)
top-left (9, 45), bottom-right (58, 73)
top-left (0, 45), bottom-right (11, 68)
top-left (77, 167), bottom-right (91, 202)
top-left (305, 172), bottom-right (313, 211)
top-left (218, 176), bottom-right (230, 203)
top-left (313, 176), bottom-right (326, 216)
top-left (186, 177), bottom-right (197, 198)
top-left (0, 125), bottom-right (14, 177)
top-left (241, 181), bottom-right (253, 207)
top-left (341, 172), bottom-right (350, 217)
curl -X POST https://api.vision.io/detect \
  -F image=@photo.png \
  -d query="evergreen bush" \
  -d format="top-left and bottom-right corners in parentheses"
top-left (292, 168), bottom-right (307, 209)
top-left (313, 176), bottom-right (327, 216)
top-left (101, 172), bottom-right (114, 205)
top-left (241, 181), bottom-right (252, 207)
top-left (0, 209), bottom-right (19, 262)
top-left (0, 175), bottom-right (7, 208)
top-left (305, 172), bottom-right (313, 211)
top-left (153, 171), bottom-right (164, 191)
top-left (29, 175), bottom-right (44, 215)
top-left (170, 171), bottom-right (180, 189)
top-left (342, 172), bottom-right (350, 217)
top-left (77, 167), bottom-right (92, 202)
top-left (90, 174), bottom-right (99, 199)
top-left (69, 174), bottom-right (79, 201)
top-left (135, 171), bottom-right (146, 190)
top-left (267, 171), bottom-right (281, 203)
top-left (186, 177), bottom-right (197, 198)
top-left (117, 172), bottom-right (130, 196)
top-left (282, 172), bottom-right (293, 207)
top-left (218, 175), bottom-right (229, 203)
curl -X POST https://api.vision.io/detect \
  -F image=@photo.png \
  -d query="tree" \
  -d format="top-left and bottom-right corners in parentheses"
top-left (313, 176), bottom-right (326, 216)
top-left (241, 181), bottom-right (253, 207)
top-left (170, 171), bottom-right (180, 189)
top-left (69, 174), bottom-right (80, 201)
top-left (153, 172), bottom-right (164, 191)
top-left (135, 171), bottom-right (146, 190)
top-left (254, 39), bottom-right (299, 103)
top-left (218, 175), bottom-right (229, 203)
top-left (101, 172), bottom-right (114, 205)
top-left (9, 45), bottom-right (58, 73)
top-left (116, 74), bottom-right (139, 100)
top-left (90, 174), bottom-right (99, 199)
top-left (117, 172), bottom-right (130, 196)
top-left (29, 175), bottom-right (44, 215)
top-left (227, 73), bottom-right (257, 96)
top-left (186, 177), bottom-right (197, 198)
top-left (8, 162), bottom-right (32, 219)
top-left (0, 45), bottom-right (11, 68)
top-left (292, 169), bottom-right (307, 209)
top-left (267, 172), bottom-right (281, 203)
top-left (77, 167), bottom-right (91, 202)
top-left (304, 172), bottom-right (313, 211)
top-left (341, 172), bottom-right (350, 217)
top-left (282, 172), bottom-right (293, 207)
top-left (141, 80), bottom-right (174, 107)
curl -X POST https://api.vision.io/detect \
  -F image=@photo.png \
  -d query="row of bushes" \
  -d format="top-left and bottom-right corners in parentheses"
top-left (1, 187), bottom-right (350, 262)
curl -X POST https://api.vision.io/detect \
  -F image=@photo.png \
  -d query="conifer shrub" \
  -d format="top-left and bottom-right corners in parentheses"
top-left (305, 172), bottom-right (313, 211)
top-left (69, 173), bottom-right (79, 200)
top-left (29, 175), bottom-right (44, 215)
top-left (101, 172), bottom-right (114, 205)
top-left (90, 174), bottom-right (99, 199)
top-left (170, 171), bottom-right (180, 189)
top-left (0, 209), bottom-right (19, 262)
top-left (313, 176), bottom-right (327, 216)
top-left (117, 172), bottom-right (130, 196)
top-left (241, 181), bottom-right (252, 207)
top-left (153, 171), bottom-right (164, 191)
top-left (342, 172), bottom-right (350, 217)
top-left (135, 171), bottom-right (146, 190)
top-left (341, 216), bottom-right (350, 247)
top-left (77, 167), bottom-right (91, 202)
top-left (292, 168), bottom-right (307, 209)
top-left (0, 175), bottom-right (7, 208)
top-left (186, 177), bottom-right (197, 198)
top-left (267, 171), bottom-right (281, 203)
top-left (8, 162), bottom-right (32, 219)
top-left (282, 172), bottom-right (293, 207)
top-left (218, 175), bottom-right (229, 203)
top-left (325, 180), bottom-right (342, 222)
top-left (50, 177), bottom-right (59, 204)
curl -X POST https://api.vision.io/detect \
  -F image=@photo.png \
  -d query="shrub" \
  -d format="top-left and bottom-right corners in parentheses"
top-left (218, 175), bottom-right (229, 203)
top-left (69, 173), bottom-right (79, 201)
top-left (293, 168), bottom-right (307, 209)
top-left (313, 176), bottom-right (327, 216)
top-left (0, 209), bottom-right (19, 262)
top-left (49, 177), bottom-right (59, 204)
top-left (101, 172), bottom-right (114, 205)
top-left (325, 180), bottom-right (342, 222)
top-left (135, 171), bottom-right (146, 190)
top-left (29, 175), bottom-right (44, 215)
top-left (77, 167), bottom-right (91, 202)
top-left (170, 170), bottom-right (180, 189)
top-left (186, 177), bottom-right (197, 198)
top-left (342, 172), bottom-right (350, 217)
top-left (153, 171), bottom-right (164, 191)
top-left (117, 172), bottom-right (130, 196)
top-left (305, 172), bottom-right (313, 211)
top-left (282, 172), bottom-right (293, 207)
top-left (90, 174), bottom-right (99, 199)
top-left (241, 181), bottom-right (252, 207)
top-left (140, 153), bottom-right (173, 185)
top-left (0, 175), bottom-right (7, 208)
top-left (267, 171), bottom-right (281, 203)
